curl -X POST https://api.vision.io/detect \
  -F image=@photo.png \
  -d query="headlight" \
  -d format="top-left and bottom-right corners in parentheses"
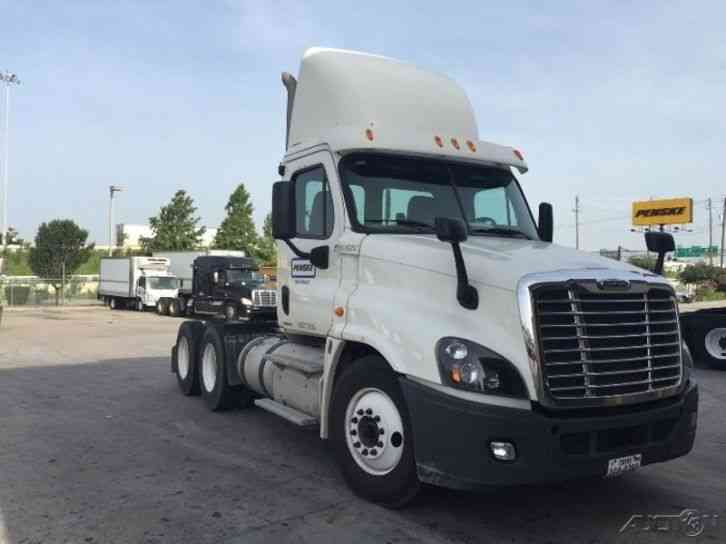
top-left (240, 297), bottom-right (253, 306)
top-left (436, 337), bottom-right (527, 398)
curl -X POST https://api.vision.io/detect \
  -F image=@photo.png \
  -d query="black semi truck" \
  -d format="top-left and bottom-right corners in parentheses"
top-left (159, 255), bottom-right (276, 321)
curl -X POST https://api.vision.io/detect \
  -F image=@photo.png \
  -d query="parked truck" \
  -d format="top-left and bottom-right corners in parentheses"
top-left (153, 250), bottom-right (246, 316)
top-left (99, 256), bottom-right (178, 311)
top-left (169, 48), bottom-right (698, 507)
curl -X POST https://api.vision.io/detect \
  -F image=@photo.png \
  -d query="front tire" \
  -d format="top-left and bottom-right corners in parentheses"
top-left (330, 355), bottom-right (420, 508)
top-left (136, 299), bottom-right (144, 312)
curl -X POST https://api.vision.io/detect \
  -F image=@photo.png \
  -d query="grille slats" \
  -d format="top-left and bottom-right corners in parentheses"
top-left (533, 284), bottom-right (682, 402)
top-left (252, 289), bottom-right (277, 307)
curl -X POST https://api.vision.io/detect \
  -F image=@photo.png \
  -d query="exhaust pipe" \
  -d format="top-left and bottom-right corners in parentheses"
top-left (281, 72), bottom-right (297, 150)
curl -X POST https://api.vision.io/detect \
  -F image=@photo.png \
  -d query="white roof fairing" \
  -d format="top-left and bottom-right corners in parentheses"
top-left (286, 48), bottom-right (528, 173)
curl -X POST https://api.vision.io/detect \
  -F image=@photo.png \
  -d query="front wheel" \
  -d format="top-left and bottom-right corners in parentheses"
top-left (330, 356), bottom-right (420, 508)
top-left (136, 299), bottom-right (144, 312)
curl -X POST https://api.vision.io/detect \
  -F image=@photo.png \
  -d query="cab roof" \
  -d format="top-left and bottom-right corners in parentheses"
top-left (285, 48), bottom-right (528, 173)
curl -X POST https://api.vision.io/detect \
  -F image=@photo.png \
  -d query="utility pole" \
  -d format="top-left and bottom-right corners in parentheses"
top-left (0, 71), bottom-right (20, 252)
top-left (721, 196), bottom-right (725, 268)
top-left (573, 195), bottom-right (581, 250)
top-left (108, 185), bottom-right (123, 256)
top-left (707, 197), bottom-right (713, 265)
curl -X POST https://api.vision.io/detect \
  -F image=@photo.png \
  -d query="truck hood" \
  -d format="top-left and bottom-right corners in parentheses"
top-left (359, 234), bottom-right (646, 292)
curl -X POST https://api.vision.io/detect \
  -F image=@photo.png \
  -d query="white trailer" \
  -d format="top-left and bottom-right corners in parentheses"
top-left (99, 256), bottom-right (178, 311)
top-left (169, 48), bottom-right (698, 507)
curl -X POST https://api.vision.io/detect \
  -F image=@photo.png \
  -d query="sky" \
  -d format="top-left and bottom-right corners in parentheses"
top-left (1, 0), bottom-right (724, 251)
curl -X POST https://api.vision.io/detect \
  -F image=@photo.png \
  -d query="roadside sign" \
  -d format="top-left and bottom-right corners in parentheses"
top-left (632, 198), bottom-right (693, 226)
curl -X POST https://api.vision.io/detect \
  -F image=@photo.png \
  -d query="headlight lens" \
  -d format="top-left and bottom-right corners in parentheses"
top-left (436, 337), bottom-right (527, 398)
top-left (240, 297), bottom-right (253, 306)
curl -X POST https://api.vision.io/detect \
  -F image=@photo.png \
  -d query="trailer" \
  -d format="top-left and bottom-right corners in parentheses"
top-left (99, 256), bottom-right (178, 311)
top-left (153, 250), bottom-right (246, 316)
top-left (169, 48), bottom-right (697, 507)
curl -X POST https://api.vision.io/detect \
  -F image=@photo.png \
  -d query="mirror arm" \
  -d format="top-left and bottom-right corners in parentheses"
top-left (450, 241), bottom-right (479, 310)
top-left (282, 239), bottom-right (311, 260)
top-left (654, 252), bottom-right (665, 276)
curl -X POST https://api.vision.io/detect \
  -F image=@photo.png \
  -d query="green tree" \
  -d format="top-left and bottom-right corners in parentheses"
top-left (627, 255), bottom-right (657, 272)
top-left (679, 262), bottom-right (723, 285)
top-left (141, 190), bottom-right (205, 252)
top-left (214, 183), bottom-right (258, 254)
top-left (29, 219), bottom-right (95, 304)
top-left (255, 212), bottom-right (277, 265)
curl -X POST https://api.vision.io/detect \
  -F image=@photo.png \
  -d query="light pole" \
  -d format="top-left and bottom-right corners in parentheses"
top-left (0, 71), bottom-right (20, 252)
top-left (108, 185), bottom-right (123, 256)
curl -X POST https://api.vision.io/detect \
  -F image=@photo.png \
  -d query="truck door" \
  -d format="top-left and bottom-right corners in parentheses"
top-left (279, 153), bottom-right (342, 336)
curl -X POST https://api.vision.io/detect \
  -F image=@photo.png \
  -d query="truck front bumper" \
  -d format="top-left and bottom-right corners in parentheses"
top-left (400, 378), bottom-right (698, 490)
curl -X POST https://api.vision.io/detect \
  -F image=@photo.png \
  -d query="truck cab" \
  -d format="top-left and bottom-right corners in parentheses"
top-left (171, 48), bottom-right (697, 507)
top-left (190, 256), bottom-right (276, 321)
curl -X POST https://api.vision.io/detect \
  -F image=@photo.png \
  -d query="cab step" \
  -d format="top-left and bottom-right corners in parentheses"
top-left (253, 398), bottom-right (319, 427)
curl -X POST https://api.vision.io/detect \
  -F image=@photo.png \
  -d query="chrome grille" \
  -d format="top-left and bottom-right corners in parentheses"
top-left (252, 289), bottom-right (277, 307)
top-left (533, 284), bottom-right (681, 401)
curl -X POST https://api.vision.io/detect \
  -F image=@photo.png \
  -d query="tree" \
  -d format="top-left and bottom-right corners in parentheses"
top-left (679, 262), bottom-right (723, 285)
top-left (29, 219), bottom-right (95, 304)
top-left (255, 212), bottom-right (277, 265)
top-left (627, 255), bottom-right (656, 272)
top-left (1, 226), bottom-right (23, 247)
top-left (141, 190), bottom-right (205, 253)
top-left (214, 183), bottom-right (258, 254)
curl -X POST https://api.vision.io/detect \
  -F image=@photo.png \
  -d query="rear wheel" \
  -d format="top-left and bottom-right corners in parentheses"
top-left (109, 298), bottom-right (118, 310)
top-left (168, 299), bottom-right (179, 317)
top-left (330, 355), bottom-right (420, 508)
top-left (174, 321), bottom-right (203, 395)
top-left (199, 326), bottom-right (250, 410)
top-left (157, 299), bottom-right (169, 316)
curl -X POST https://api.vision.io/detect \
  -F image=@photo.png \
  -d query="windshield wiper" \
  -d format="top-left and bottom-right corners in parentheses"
top-left (469, 227), bottom-right (531, 239)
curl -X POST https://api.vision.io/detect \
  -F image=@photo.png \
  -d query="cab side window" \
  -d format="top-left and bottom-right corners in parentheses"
top-left (138, 277), bottom-right (146, 288)
top-left (293, 166), bottom-right (334, 239)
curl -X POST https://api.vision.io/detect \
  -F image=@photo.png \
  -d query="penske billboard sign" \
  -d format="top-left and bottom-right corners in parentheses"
top-left (632, 198), bottom-right (693, 226)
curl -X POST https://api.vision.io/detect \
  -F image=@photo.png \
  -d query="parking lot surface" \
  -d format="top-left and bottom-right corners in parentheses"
top-left (0, 307), bottom-right (724, 543)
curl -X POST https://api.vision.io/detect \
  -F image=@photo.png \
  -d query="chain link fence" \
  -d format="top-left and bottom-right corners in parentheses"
top-left (0, 275), bottom-right (100, 307)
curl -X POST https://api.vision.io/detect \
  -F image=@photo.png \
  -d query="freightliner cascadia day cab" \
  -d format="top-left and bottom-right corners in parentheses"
top-left (170, 48), bottom-right (698, 507)
top-left (99, 256), bottom-right (178, 311)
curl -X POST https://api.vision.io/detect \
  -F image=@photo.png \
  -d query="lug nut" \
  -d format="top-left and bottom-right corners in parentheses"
top-left (374, 415), bottom-right (380, 422)
top-left (353, 441), bottom-right (361, 448)
top-left (379, 429), bottom-right (385, 435)
top-left (350, 430), bottom-right (357, 436)
top-left (377, 441), bottom-right (383, 448)
top-left (352, 417), bottom-right (358, 424)
top-left (362, 449), bottom-right (368, 456)
top-left (365, 408), bottom-right (372, 415)
top-left (357, 409), bottom-right (363, 416)
top-left (370, 449), bottom-right (377, 455)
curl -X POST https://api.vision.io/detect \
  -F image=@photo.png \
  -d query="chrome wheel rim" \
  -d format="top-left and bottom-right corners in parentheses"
top-left (177, 336), bottom-right (190, 380)
top-left (344, 387), bottom-right (404, 476)
top-left (157, 301), bottom-right (163, 314)
top-left (705, 328), bottom-right (726, 360)
top-left (201, 343), bottom-right (217, 392)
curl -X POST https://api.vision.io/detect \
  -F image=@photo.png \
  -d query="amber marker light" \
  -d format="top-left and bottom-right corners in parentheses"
top-left (365, 128), bottom-right (374, 141)
top-left (335, 306), bottom-right (345, 317)
top-left (466, 140), bottom-right (476, 152)
top-left (451, 138), bottom-right (460, 150)
top-left (513, 149), bottom-right (524, 160)
top-left (434, 135), bottom-right (443, 147)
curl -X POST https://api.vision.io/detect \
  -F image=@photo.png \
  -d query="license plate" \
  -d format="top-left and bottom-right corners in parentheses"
top-left (606, 454), bottom-right (642, 477)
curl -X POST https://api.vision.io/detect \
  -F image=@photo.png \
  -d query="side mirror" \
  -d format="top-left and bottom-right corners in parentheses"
top-left (538, 202), bottom-right (553, 242)
top-left (272, 181), bottom-right (295, 239)
top-left (645, 231), bottom-right (675, 275)
top-left (310, 246), bottom-right (329, 270)
top-left (435, 217), bottom-right (468, 243)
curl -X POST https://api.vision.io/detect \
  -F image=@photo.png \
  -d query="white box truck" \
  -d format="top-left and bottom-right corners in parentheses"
top-left (169, 48), bottom-right (698, 507)
top-left (99, 256), bottom-right (178, 311)
top-left (153, 250), bottom-right (247, 316)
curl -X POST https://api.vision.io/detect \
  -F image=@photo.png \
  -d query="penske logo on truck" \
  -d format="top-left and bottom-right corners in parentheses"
top-left (291, 258), bottom-right (316, 279)
top-left (632, 198), bottom-right (693, 226)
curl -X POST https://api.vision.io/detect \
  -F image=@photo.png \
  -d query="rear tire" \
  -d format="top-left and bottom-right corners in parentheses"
top-left (199, 326), bottom-right (242, 411)
top-left (174, 321), bottom-right (204, 396)
top-left (157, 299), bottom-right (169, 316)
top-left (330, 355), bottom-right (420, 508)
top-left (168, 299), bottom-right (179, 317)
top-left (109, 298), bottom-right (118, 310)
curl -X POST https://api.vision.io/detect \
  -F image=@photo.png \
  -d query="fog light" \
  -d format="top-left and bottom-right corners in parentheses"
top-left (490, 441), bottom-right (516, 461)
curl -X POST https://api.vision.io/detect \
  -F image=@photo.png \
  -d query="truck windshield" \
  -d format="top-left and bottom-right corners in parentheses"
top-left (147, 277), bottom-right (178, 290)
top-left (339, 153), bottom-right (539, 239)
top-left (226, 269), bottom-right (263, 286)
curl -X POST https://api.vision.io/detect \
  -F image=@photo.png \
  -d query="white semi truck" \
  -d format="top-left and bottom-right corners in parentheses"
top-left (170, 48), bottom-right (698, 507)
top-left (99, 256), bottom-right (178, 311)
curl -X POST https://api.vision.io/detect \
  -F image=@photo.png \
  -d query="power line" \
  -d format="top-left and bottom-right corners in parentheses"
top-left (573, 195), bottom-right (581, 249)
